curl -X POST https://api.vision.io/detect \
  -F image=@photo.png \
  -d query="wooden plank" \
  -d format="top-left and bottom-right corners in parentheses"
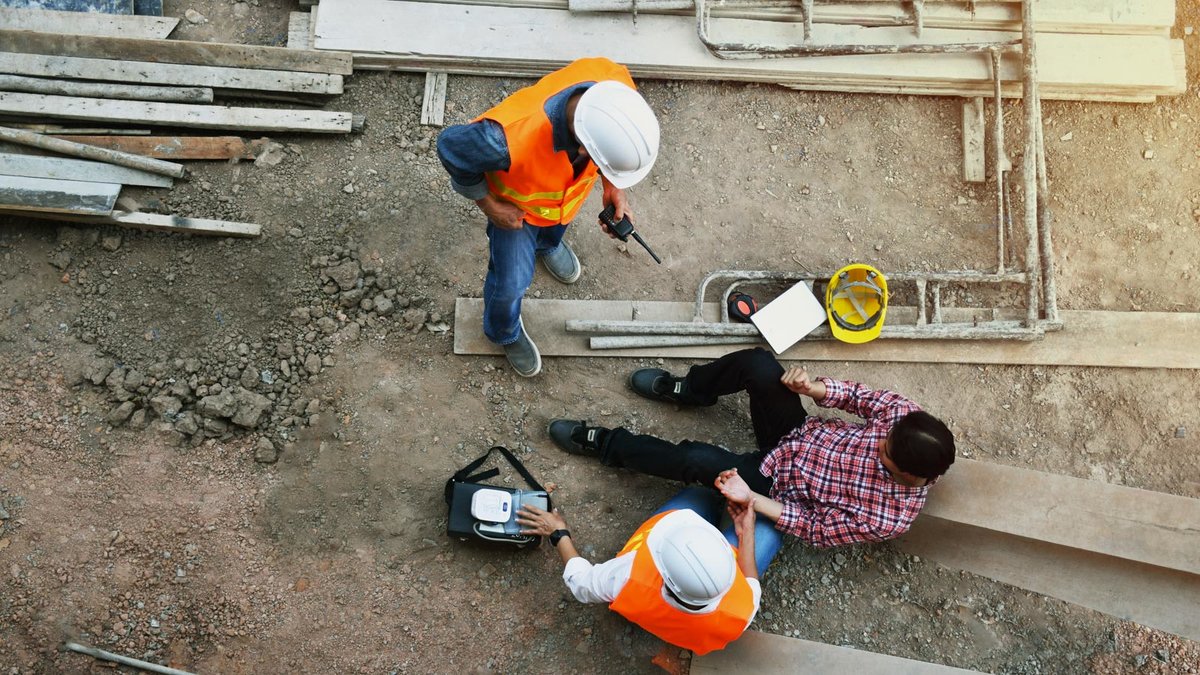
top-left (0, 152), bottom-right (173, 188)
top-left (312, 0), bottom-right (1184, 102)
top-left (0, 29), bottom-right (352, 76)
top-left (0, 208), bottom-right (261, 237)
top-left (0, 0), bottom-right (133, 14)
top-left (923, 458), bottom-right (1200, 576)
top-left (0, 124), bottom-right (184, 178)
top-left (0, 93), bottom-right (354, 134)
top-left (47, 135), bottom-right (269, 160)
top-left (897, 518), bottom-right (1200, 642)
top-left (420, 72), bottom-right (448, 127)
top-left (288, 11), bottom-right (314, 50)
top-left (0, 8), bottom-right (178, 38)
top-left (693, 631), bottom-right (983, 674)
top-left (961, 97), bottom-right (985, 182)
top-left (452, 298), bottom-right (1200, 370)
top-left (1, 125), bottom-right (152, 135)
top-left (0, 53), bottom-right (343, 95)
top-left (0, 74), bottom-right (213, 104)
top-left (0, 175), bottom-right (118, 215)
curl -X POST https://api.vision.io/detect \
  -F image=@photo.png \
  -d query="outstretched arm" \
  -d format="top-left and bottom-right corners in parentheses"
top-left (517, 504), bottom-right (578, 565)
top-left (727, 499), bottom-right (759, 581)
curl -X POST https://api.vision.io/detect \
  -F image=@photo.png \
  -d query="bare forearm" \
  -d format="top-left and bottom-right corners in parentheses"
top-left (737, 536), bottom-right (758, 580)
top-left (555, 536), bottom-right (580, 565)
top-left (751, 493), bottom-right (784, 522)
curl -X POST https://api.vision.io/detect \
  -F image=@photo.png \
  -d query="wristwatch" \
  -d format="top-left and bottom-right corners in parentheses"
top-left (549, 529), bottom-right (571, 547)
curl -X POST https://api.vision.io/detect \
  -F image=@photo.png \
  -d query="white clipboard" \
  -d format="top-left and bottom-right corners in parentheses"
top-left (749, 281), bottom-right (827, 354)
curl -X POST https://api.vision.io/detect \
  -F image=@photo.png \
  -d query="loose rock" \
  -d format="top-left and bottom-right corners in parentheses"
top-left (254, 437), bottom-right (279, 464)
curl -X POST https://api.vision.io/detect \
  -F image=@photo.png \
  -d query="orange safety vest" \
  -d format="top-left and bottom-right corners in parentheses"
top-left (476, 58), bottom-right (636, 227)
top-left (608, 511), bottom-right (756, 656)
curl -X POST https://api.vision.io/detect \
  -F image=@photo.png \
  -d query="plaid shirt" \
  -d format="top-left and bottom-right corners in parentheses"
top-left (758, 377), bottom-right (929, 548)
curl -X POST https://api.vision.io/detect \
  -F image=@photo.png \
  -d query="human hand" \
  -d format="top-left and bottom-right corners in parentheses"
top-left (515, 504), bottom-right (567, 536)
top-left (728, 498), bottom-right (757, 540)
top-left (477, 195), bottom-right (526, 231)
top-left (781, 366), bottom-right (825, 400)
top-left (599, 182), bottom-right (631, 239)
top-left (714, 469), bottom-right (753, 505)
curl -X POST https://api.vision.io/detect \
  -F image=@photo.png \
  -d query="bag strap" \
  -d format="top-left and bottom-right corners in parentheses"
top-left (444, 446), bottom-right (545, 503)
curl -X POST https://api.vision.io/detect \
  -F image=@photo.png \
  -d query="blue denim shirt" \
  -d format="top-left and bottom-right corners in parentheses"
top-left (436, 82), bottom-right (595, 201)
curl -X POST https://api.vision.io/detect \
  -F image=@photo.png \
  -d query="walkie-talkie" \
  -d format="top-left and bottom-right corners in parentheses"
top-left (599, 204), bottom-right (662, 265)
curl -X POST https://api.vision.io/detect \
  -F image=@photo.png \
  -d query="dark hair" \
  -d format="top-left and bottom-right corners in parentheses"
top-left (889, 411), bottom-right (955, 479)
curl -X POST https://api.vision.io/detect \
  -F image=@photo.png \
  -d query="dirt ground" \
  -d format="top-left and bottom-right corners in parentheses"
top-left (1, 1), bottom-right (1199, 673)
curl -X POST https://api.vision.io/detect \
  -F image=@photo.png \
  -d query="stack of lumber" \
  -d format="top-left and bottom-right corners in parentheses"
top-left (0, 7), bottom-right (359, 237)
top-left (311, 0), bottom-right (1184, 103)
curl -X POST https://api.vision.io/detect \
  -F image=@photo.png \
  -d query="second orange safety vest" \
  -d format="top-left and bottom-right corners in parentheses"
top-left (476, 57), bottom-right (636, 227)
top-left (608, 510), bottom-right (756, 656)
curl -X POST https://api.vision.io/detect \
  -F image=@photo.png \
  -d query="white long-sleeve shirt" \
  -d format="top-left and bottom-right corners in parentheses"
top-left (561, 511), bottom-right (762, 621)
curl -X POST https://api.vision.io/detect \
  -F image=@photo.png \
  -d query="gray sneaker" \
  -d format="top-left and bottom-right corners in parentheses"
top-left (503, 324), bottom-right (542, 377)
top-left (539, 241), bottom-right (581, 284)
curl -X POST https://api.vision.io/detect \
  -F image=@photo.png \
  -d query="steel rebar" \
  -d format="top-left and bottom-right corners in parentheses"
top-left (989, 47), bottom-right (1006, 274)
top-left (1020, 1), bottom-right (1041, 327)
top-left (65, 643), bottom-right (197, 675)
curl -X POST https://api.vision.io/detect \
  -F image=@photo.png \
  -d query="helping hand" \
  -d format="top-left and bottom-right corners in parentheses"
top-left (714, 469), bottom-right (753, 505)
top-left (515, 505), bottom-right (567, 536)
top-left (727, 498), bottom-right (757, 540)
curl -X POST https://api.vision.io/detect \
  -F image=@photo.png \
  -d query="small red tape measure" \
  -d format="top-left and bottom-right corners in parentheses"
top-left (727, 292), bottom-right (758, 323)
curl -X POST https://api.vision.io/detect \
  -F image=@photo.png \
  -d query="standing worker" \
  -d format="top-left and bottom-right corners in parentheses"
top-left (516, 489), bottom-right (760, 656)
top-left (436, 57), bottom-right (660, 377)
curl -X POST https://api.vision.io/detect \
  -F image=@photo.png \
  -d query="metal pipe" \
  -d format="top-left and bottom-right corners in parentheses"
top-left (1019, 1), bottom-right (1041, 327)
top-left (65, 643), bottom-right (197, 675)
top-left (570, 319), bottom-right (1045, 341)
top-left (1033, 85), bottom-right (1059, 323)
top-left (590, 335), bottom-right (763, 350)
top-left (989, 47), bottom-right (1006, 274)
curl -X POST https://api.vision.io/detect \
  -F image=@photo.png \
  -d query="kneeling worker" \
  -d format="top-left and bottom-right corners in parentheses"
top-left (516, 492), bottom-right (760, 655)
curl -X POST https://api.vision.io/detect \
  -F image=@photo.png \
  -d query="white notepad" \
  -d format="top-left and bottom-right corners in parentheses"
top-left (750, 281), bottom-right (827, 354)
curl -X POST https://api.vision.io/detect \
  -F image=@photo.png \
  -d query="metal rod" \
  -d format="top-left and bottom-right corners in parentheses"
top-left (65, 643), bottom-right (197, 675)
top-left (989, 47), bottom-right (1006, 274)
top-left (570, 319), bottom-right (1045, 341)
top-left (1020, 2), bottom-right (1041, 328)
top-left (912, 0), bottom-right (925, 38)
top-left (932, 283), bottom-right (943, 324)
top-left (590, 335), bottom-right (763, 350)
top-left (1033, 84), bottom-right (1059, 324)
top-left (916, 279), bottom-right (928, 325)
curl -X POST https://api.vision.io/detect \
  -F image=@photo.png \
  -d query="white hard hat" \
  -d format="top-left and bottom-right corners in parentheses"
top-left (648, 518), bottom-right (735, 608)
top-left (574, 80), bottom-right (660, 189)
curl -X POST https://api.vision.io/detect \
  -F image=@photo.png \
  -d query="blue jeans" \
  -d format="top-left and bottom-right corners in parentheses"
top-left (483, 221), bottom-right (568, 344)
top-left (652, 486), bottom-right (783, 575)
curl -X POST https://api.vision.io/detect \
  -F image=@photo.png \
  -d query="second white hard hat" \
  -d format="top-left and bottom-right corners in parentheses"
top-left (649, 519), bottom-right (736, 608)
top-left (574, 80), bottom-right (660, 189)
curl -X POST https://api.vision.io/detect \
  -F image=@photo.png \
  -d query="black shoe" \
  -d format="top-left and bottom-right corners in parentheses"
top-left (548, 419), bottom-right (607, 457)
top-left (629, 367), bottom-right (692, 404)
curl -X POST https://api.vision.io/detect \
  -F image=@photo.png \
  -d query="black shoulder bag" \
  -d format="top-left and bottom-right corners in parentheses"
top-left (444, 446), bottom-right (551, 549)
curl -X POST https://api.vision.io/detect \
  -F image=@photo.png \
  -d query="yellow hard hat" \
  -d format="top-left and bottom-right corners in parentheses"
top-left (826, 264), bottom-right (888, 344)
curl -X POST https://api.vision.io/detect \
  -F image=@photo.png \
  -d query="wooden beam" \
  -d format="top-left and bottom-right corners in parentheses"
top-left (421, 72), bottom-right (448, 127)
top-left (47, 135), bottom-right (269, 160)
top-left (0, 53), bottom-right (344, 95)
top-left (898, 517), bottom-right (1200, 642)
top-left (0, 8), bottom-right (179, 39)
top-left (0, 29), bottom-right (352, 76)
top-left (924, 458), bottom-right (1200, 576)
top-left (961, 97), bottom-right (985, 182)
top-left (0, 93), bottom-right (354, 134)
top-left (0, 74), bottom-right (213, 104)
top-left (0, 125), bottom-right (185, 178)
top-left (0, 152), bottom-right (173, 188)
top-left (312, 0), bottom-right (1184, 102)
top-left (0, 175), bottom-right (119, 215)
top-left (693, 631), bottom-right (983, 674)
top-left (452, 298), bottom-right (1200, 370)
top-left (0, 209), bottom-right (261, 237)
top-left (288, 12), bottom-right (314, 50)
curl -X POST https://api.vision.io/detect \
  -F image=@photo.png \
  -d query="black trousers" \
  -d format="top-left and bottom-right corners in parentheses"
top-left (599, 348), bottom-right (809, 493)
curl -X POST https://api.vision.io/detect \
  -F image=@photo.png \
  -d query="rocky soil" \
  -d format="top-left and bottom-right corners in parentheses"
top-left (1, 0), bottom-right (1199, 673)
